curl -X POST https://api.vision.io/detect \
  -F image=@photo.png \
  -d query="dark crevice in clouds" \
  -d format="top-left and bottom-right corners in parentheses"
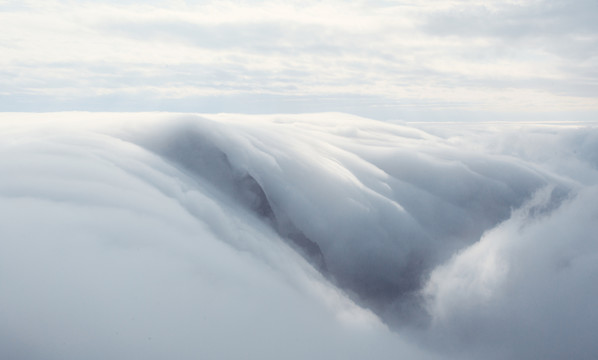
top-left (128, 115), bottom-right (577, 334)
top-left (2, 113), bottom-right (598, 359)
top-left (141, 122), bottom-right (329, 272)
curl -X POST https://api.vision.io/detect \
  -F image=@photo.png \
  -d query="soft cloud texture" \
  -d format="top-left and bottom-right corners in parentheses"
top-left (1, 112), bottom-right (597, 359)
top-left (424, 185), bottom-right (598, 359)
top-left (1, 0), bottom-right (597, 120)
top-left (0, 113), bottom-right (438, 360)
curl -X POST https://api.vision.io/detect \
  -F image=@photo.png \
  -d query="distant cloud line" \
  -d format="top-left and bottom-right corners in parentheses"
top-left (1, 0), bottom-right (597, 120)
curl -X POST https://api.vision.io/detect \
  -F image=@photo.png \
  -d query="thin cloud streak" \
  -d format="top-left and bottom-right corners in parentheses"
top-left (1, 0), bottom-right (596, 120)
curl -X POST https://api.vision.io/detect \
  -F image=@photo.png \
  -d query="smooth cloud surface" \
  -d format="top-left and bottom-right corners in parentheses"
top-left (0, 113), bottom-right (434, 360)
top-left (1, 112), bottom-right (598, 359)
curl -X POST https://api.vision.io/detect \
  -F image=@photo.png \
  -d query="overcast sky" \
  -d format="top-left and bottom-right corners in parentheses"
top-left (1, 0), bottom-right (597, 121)
top-left (3, 112), bottom-right (598, 359)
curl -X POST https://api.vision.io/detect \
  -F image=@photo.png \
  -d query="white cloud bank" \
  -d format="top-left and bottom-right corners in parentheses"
top-left (424, 184), bottom-right (598, 359)
top-left (1, 112), bottom-right (597, 359)
top-left (0, 113), bottom-right (436, 360)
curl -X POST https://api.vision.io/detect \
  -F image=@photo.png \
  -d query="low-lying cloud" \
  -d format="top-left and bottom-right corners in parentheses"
top-left (1, 112), bottom-right (597, 359)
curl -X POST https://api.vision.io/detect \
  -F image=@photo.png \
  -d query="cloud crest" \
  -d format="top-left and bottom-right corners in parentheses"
top-left (0, 113), bottom-right (437, 359)
top-left (2, 112), bottom-right (597, 358)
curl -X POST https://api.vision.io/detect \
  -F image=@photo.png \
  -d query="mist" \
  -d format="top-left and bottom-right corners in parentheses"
top-left (1, 112), bottom-right (597, 359)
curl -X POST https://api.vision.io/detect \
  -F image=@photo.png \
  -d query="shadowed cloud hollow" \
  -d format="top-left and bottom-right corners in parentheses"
top-left (1, 112), bottom-right (597, 360)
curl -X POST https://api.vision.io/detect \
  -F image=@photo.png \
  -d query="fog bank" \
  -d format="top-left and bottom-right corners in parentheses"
top-left (1, 112), bottom-right (597, 359)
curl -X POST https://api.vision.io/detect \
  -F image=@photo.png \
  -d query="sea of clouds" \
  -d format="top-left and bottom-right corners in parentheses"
top-left (1, 112), bottom-right (597, 359)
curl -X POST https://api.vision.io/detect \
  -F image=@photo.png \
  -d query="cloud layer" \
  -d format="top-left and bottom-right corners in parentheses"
top-left (424, 184), bottom-right (598, 359)
top-left (0, 113), bottom-right (436, 360)
top-left (1, 0), bottom-right (597, 120)
top-left (1, 112), bottom-right (597, 359)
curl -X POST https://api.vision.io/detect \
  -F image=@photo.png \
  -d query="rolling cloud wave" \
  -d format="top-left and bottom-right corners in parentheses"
top-left (1, 112), bottom-right (597, 359)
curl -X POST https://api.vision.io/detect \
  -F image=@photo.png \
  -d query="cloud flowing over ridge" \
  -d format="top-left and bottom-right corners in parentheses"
top-left (1, 112), bottom-right (598, 359)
